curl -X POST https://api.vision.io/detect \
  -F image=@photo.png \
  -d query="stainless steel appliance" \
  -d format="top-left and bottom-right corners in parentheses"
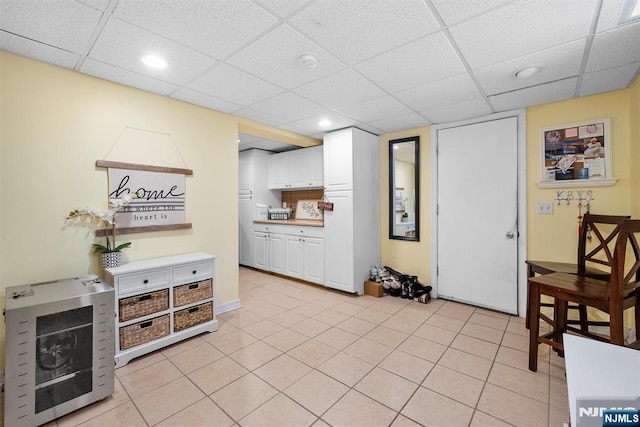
top-left (4, 275), bottom-right (115, 426)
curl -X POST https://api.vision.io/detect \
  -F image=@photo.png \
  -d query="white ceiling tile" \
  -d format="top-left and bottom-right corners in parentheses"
top-left (293, 69), bottom-right (385, 109)
top-left (280, 111), bottom-right (360, 136)
top-left (474, 39), bottom-right (586, 95)
top-left (489, 77), bottom-right (578, 111)
top-left (88, 17), bottom-right (217, 85)
top-left (252, 0), bottom-right (314, 18)
top-left (579, 62), bottom-right (640, 97)
top-left (80, 58), bottom-right (180, 95)
top-left (171, 88), bottom-right (243, 114)
top-left (369, 113), bottom-right (430, 133)
top-left (250, 92), bottom-right (327, 122)
top-left (353, 123), bottom-right (384, 135)
top-left (0, 32), bottom-right (79, 69)
top-left (430, 0), bottom-right (515, 26)
top-left (356, 32), bottom-right (465, 93)
top-left (449, 0), bottom-right (598, 69)
top-left (77, 0), bottom-right (111, 11)
top-left (0, 0), bottom-right (102, 53)
top-left (233, 108), bottom-right (292, 127)
top-left (186, 63), bottom-right (284, 106)
top-left (595, 0), bottom-right (630, 33)
top-left (289, 0), bottom-right (439, 65)
top-left (113, 0), bottom-right (279, 59)
top-left (394, 73), bottom-right (483, 111)
top-left (586, 22), bottom-right (640, 73)
top-left (421, 98), bottom-right (493, 124)
top-left (337, 95), bottom-right (413, 123)
top-left (227, 24), bottom-right (346, 89)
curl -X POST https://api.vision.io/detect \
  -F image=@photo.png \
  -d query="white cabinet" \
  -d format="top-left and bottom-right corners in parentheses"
top-left (284, 225), bottom-right (324, 285)
top-left (105, 253), bottom-right (218, 368)
top-left (323, 128), bottom-right (380, 294)
top-left (239, 149), bottom-right (279, 267)
top-left (253, 223), bottom-right (285, 273)
top-left (269, 146), bottom-right (323, 189)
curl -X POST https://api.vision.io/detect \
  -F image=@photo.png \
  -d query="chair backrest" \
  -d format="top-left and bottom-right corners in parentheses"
top-left (578, 213), bottom-right (631, 273)
top-left (610, 219), bottom-right (640, 298)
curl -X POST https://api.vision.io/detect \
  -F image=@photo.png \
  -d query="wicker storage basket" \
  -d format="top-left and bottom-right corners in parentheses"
top-left (173, 279), bottom-right (213, 307)
top-left (119, 315), bottom-right (170, 350)
top-left (174, 302), bottom-right (213, 332)
top-left (119, 289), bottom-right (169, 322)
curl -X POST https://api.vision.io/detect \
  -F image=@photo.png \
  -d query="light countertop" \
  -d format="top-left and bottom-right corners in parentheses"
top-left (254, 219), bottom-right (324, 227)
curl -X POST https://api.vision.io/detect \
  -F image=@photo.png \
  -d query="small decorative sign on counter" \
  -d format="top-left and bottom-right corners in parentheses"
top-left (295, 200), bottom-right (323, 220)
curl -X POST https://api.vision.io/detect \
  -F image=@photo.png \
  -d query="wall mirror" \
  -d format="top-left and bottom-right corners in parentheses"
top-left (389, 136), bottom-right (420, 241)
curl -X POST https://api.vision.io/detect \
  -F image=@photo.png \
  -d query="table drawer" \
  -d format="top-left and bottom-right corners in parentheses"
top-left (119, 289), bottom-right (169, 322)
top-left (119, 314), bottom-right (170, 350)
top-left (173, 279), bottom-right (213, 307)
top-left (173, 262), bottom-right (213, 285)
top-left (173, 302), bottom-right (213, 332)
top-left (118, 269), bottom-right (170, 295)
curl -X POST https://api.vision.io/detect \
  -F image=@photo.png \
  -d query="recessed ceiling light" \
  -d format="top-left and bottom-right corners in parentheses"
top-left (142, 55), bottom-right (167, 69)
top-left (515, 66), bottom-right (541, 79)
top-left (318, 119), bottom-right (332, 127)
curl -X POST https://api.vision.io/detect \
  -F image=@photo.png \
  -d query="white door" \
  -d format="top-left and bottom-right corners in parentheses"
top-left (239, 195), bottom-right (253, 266)
top-left (436, 116), bottom-right (519, 314)
top-left (309, 146), bottom-right (324, 187)
top-left (323, 190), bottom-right (354, 293)
top-left (304, 237), bottom-right (324, 284)
top-left (285, 235), bottom-right (303, 279)
top-left (254, 232), bottom-right (268, 271)
top-left (289, 150), bottom-right (309, 188)
top-left (268, 233), bottom-right (285, 274)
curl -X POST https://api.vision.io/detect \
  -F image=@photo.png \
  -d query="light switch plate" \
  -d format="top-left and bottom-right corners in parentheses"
top-left (537, 201), bottom-right (553, 214)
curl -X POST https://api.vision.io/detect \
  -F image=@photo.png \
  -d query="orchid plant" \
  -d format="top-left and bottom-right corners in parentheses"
top-left (66, 194), bottom-right (135, 253)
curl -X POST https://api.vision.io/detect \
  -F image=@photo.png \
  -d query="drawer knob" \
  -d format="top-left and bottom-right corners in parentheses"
top-left (192, 270), bottom-right (197, 275)
top-left (143, 279), bottom-right (149, 284)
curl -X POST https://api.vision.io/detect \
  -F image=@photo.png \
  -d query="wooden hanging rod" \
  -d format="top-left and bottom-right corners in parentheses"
top-left (96, 160), bottom-right (193, 176)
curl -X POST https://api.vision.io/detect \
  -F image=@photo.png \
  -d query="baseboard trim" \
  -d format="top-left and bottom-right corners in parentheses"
top-left (215, 299), bottom-right (242, 315)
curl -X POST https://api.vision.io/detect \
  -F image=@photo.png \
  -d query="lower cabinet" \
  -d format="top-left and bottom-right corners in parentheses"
top-left (284, 226), bottom-right (324, 285)
top-left (253, 223), bottom-right (285, 273)
top-left (105, 252), bottom-right (218, 368)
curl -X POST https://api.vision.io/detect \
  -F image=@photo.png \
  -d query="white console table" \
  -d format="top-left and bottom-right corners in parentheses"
top-left (105, 252), bottom-right (218, 368)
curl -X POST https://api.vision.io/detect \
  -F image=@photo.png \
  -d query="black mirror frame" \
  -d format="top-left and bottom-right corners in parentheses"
top-left (389, 136), bottom-right (420, 241)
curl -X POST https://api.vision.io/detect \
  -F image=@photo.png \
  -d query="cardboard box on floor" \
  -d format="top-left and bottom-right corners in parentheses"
top-left (364, 281), bottom-right (383, 297)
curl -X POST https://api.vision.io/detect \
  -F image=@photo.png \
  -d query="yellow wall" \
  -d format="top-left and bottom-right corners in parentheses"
top-left (0, 52), bottom-right (299, 366)
top-left (380, 128), bottom-right (431, 282)
top-left (630, 78), bottom-right (640, 218)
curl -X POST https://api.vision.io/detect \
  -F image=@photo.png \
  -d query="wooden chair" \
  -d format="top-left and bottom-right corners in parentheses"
top-left (525, 213), bottom-right (630, 330)
top-left (528, 219), bottom-right (640, 372)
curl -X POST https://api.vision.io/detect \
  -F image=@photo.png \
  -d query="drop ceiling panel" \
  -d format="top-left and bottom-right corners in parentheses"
top-left (0, 32), bottom-right (79, 69)
top-left (394, 73), bottom-right (483, 112)
top-left (336, 95), bottom-right (413, 123)
top-left (253, 0), bottom-right (314, 18)
top-left (293, 68), bottom-right (385, 109)
top-left (250, 92), bottom-right (327, 122)
top-left (356, 32), bottom-right (465, 93)
top-left (489, 77), bottom-right (578, 111)
top-left (80, 58), bottom-right (180, 95)
top-left (595, 1), bottom-right (631, 33)
top-left (474, 39), bottom-right (586, 96)
top-left (0, 0), bottom-right (103, 53)
top-left (429, 0), bottom-right (516, 26)
top-left (585, 22), bottom-right (640, 73)
top-left (227, 24), bottom-right (345, 89)
top-left (449, 0), bottom-right (597, 69)
top-left (580, 62), bottom-right (640, 97)
top-left (369, 112), bottom-right (430, 133)
top-left (113, 0), bottom-right (279, 59)
top-left (186, 63), bottom-right (284, 106)
top-left (171, 88), bottom-right (243, 113)
top-left (233, 107), bottom-right (288, 127)
top-left (88, 17), bottom-right (217, 85)
top-left (78, 0), bottom-right (110, 11)
top-left (279, 111), bottom-right (360, 136)
top-left (421, 98), bottom-right (493, 123)
top-left (288, 0), bottom-right (439, 65)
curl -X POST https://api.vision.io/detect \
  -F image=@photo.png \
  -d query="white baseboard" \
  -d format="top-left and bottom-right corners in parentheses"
top-left (215, 299), bottom-right (242, 315)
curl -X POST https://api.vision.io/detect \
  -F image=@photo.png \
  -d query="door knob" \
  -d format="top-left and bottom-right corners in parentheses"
top-left (506, 231), bottom-right (515, 239)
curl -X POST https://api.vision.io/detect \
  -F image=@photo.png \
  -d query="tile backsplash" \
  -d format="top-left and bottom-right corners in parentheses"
top-left (281, 189), bottom-right (324, 217)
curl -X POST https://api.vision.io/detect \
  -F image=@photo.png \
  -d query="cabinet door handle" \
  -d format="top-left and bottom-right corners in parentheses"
top-left (139, 294), bottom-right (152, 302)
top-left (143, 279), bottom-right (149, 284)
top-left (192, 270), bottom-right (197, 275)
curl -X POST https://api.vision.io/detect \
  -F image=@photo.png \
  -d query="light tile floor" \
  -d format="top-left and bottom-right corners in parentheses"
top-left (44, 268), bottom-right (570, 426)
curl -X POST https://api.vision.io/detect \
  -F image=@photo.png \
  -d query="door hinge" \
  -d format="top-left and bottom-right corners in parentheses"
top-left (436, 204), bottom-right (439, 215)
top-left (436, 265), bottom-right (439, 276)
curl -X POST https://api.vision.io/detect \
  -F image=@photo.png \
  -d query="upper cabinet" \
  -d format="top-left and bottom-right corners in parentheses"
top-left (269, 145), bottom-right (323, 190)
top-left (323, 130), bottom-right (354, 191)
